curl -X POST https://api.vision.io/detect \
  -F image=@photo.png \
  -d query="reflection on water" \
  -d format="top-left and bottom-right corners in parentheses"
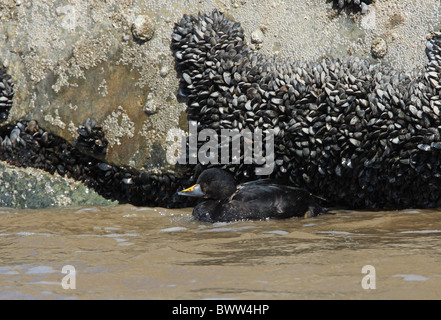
top-left (1, 205), bottom-right (441, 299)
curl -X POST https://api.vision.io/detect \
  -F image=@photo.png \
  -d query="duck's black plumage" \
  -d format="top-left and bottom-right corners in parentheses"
top-left (178, 168), bottom-right (326, 222)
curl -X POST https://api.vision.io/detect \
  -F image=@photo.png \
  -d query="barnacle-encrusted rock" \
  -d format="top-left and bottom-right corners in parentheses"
top-left (0, 0), bottom-right (186, 173)
top-left (171, 10), bottom-right (441, 210)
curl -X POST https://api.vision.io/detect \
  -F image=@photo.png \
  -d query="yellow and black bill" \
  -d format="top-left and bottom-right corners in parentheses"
top-left (177, 183), bottom-right (206, 198)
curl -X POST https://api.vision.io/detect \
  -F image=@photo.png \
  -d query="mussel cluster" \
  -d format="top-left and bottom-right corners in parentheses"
top-left (0, 117), bottom-right (197, 208)
top-left (0, 66), bottom-right (14, 123)
top-left (76, 118), bottom-right (108, 156)
top-left (331, 0), bottom-right (372, 12)
top-left (171, 10), bottom-right (441, 210)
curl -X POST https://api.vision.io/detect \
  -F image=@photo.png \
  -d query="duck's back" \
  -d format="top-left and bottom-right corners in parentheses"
top-left (194, 180), bottom-right (325, 222)
top-left (234, 180), bottom-right (322, 217)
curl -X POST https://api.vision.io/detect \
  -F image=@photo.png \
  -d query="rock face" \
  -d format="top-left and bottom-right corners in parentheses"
top-left (0, 0), bottom-right (441, 208)
top-left (2, 0), bottom-right (440, 171)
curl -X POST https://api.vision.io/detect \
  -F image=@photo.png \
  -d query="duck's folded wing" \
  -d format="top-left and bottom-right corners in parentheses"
top-left (231, 182), bottom-right (315, 219)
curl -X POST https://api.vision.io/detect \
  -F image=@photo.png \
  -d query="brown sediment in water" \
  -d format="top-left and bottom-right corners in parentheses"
top-left (0, 205), bottom-right (440, 299)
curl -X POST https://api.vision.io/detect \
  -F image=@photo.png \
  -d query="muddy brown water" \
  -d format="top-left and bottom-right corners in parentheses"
top-left (0, 204), bottom-right (440, 300)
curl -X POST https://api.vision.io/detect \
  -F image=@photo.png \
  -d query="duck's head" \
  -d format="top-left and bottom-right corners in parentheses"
top-left (177, 168), bottom-right (237, 200)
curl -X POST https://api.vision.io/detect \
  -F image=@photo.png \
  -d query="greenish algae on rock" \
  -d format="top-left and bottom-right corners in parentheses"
top-left (0, 161), bottom-right (116, 209)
